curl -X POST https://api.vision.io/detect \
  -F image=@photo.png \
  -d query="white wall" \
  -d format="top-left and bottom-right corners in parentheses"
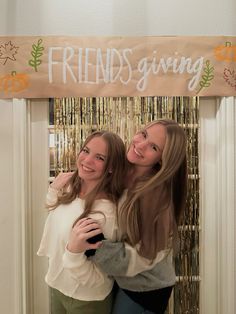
top-left (0, 0), bottom-right (236, 36)
top-left (0, 1), bottom-right (235, 314)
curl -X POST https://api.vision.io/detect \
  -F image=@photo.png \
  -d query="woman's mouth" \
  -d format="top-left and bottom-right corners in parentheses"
top-left (133, 146), bottom-right (143, 158)
top-left (81, 165), bottom-right (94, 172)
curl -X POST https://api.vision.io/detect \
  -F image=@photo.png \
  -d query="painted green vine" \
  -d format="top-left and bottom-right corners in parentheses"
top-left (197, 60), bottom-right (214, 94)
top-left (28, 39), bottom-right (44, 72)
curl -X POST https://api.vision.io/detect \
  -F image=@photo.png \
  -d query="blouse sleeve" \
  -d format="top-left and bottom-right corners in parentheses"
top-left (91, 240), bottom-right (170, 277)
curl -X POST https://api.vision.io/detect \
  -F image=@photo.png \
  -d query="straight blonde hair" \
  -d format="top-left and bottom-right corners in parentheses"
top-left (118, 119), bottom-right (188, 259)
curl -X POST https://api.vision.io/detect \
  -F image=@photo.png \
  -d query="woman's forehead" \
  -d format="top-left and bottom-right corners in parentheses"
top-left (145, 124), bottom-right (166, 146)
top-left (86, 136), bottom-right (107, 151)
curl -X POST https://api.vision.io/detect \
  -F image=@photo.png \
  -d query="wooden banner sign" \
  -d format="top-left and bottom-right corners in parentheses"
top-left (0, 36), bottom-right (235, 98)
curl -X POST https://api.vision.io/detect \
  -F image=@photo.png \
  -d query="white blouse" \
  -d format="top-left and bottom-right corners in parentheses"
top-left (37, 187), bottom-right (117, 301)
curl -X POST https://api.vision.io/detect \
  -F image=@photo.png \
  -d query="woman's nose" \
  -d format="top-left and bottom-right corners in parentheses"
top-left (84, 154), bottom-right (93, 163)
top-left (136, 139), bottom-right (148, 150)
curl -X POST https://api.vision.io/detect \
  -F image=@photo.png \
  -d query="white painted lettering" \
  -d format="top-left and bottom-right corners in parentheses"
top-left (62, 47), bottom-right (76, 83)
top-left (84, 48), bottom-right (97, 84)
top-left (48, 47), bottom-right (63, 83)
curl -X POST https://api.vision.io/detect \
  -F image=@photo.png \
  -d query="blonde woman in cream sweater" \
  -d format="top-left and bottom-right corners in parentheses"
top-left (38, 130), bottom-right (127, 314)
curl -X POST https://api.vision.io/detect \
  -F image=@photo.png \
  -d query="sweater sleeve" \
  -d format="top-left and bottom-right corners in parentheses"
top-left (62, 208), bottom-right (117, 288)
top-left (46, 186), bottom-right (59, 206)
top-left (91, 240), bottom-right (169, 277)
top-left (62, 247), bottom-right (110, 288)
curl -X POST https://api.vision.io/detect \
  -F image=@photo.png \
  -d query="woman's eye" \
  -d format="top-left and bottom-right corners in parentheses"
top-left (82, 148), bottom-right (89, 154)
top-left (152, 145), bottom-right (157, 151)
top-left (96, 156), bottom-right (105, 161)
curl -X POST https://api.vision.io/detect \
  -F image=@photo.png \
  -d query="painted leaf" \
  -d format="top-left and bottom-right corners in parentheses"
top-left (223, 68), bottom-right (236, 89)
top-left (196, 60), bottom-right (215, 94)
top-left (28, 38), bottom-right (45, 72)
top-left (0, 41), bottom-right (19, 65)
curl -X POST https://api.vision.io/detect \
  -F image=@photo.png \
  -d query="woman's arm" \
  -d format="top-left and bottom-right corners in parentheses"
top-left (46, 186), bottom-right (58, 205)
top-left (91, 240), bottom-right (170, 277)
top-left (62, 247), bottom-right (110, 288)
top-left (62, 211), bottom-right (117, 288)
top-left (46, 172), bottom-right (74, 205)
top-left (50, 172), bottom-right (74, 190)
top-left (66, 218), bottom-right (103, 253)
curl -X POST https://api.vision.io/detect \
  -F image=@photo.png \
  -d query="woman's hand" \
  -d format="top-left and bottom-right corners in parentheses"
top-left (67, 218), bottom-right (103, 253)
top-left (50, 172), bottom-right (74, 190)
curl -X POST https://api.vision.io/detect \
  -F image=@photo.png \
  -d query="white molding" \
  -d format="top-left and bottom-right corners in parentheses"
top-left (25, 99), bottom-right (35, 314)
top-left (30, 99), bottom-right (50, 314)
top-left (215, 97), bottom-right (235, 314)
top-left (200, 97), bottom-right (236, 314)
top-left (199, 98), bottom-right (218, 314)
top-left (12, 99), bottom-right (28, 314)
top-left (12, 99), bottom-right (50, 314)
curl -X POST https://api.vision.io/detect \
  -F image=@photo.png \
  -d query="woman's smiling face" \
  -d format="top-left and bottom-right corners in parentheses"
top-left (127, 123), bottom-right (166, 172)
top-left (77, 136), bottom-right (107, 184)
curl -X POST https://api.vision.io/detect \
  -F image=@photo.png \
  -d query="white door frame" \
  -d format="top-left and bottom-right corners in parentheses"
top-left (12, 99), bottom-right (50, 314)
top-left (199, 97), bottom-right (236, 314)
top-left (12, 97), bottom-right (235, 314)
top-left (12, 99), bottom-right (28, 314)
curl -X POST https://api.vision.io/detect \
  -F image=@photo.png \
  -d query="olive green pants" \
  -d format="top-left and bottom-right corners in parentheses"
top-left (50, 288), bottom-right (113, 314)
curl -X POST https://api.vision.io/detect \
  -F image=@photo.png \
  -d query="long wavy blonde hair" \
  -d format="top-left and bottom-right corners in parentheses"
top-left (118, 119), bottom-right (188, 259)
top-left (48, 131), bottom-right (127, 219)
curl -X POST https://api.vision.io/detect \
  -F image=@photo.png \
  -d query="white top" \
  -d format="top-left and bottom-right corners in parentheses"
top-left (37, 187), bottom-right (117, 301)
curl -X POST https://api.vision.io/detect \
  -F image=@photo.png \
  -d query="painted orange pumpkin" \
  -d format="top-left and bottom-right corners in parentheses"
top-left (214, 42), bottom-right (236, 62)
top-left (0, 71), bottom-right (29, 93)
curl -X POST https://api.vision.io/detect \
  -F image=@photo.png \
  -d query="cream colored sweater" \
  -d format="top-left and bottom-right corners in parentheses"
top-left (37, 187), bottom-right (117, 301)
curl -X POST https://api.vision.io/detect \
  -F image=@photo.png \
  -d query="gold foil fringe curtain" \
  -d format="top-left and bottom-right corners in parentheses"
top-left (51, 97), bottom-right (198, 172)
top-left (50, 96), bottom-right (200, 314)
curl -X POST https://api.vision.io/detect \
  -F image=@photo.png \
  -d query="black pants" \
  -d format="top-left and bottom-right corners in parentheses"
top-left (121, 286), bottom-right (174, 314)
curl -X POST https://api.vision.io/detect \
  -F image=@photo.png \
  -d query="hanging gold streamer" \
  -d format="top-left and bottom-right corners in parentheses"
top-left (50, 96), bottom-right (200, 314)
